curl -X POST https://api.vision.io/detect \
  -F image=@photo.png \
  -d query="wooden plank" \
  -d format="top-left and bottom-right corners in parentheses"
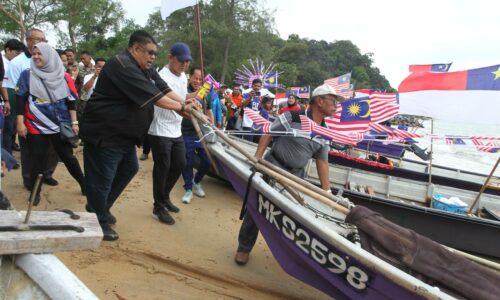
top-left (0, 211), bottom-right (102, 255)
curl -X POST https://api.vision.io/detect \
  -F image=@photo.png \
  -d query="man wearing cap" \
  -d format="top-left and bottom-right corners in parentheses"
top-left (148, 42), bottom-right (198, 225)
top-left (234, 84), bottom-right (343, 266)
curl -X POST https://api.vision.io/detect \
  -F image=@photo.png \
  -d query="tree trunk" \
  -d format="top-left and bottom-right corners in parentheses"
top-left (68, 21), bottom-right (76, 51)
top-left (219, 0), bottom-right (235, 83)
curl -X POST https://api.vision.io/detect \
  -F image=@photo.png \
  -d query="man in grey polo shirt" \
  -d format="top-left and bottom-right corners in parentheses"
top-left (234, 84), bottom-right (344, 266)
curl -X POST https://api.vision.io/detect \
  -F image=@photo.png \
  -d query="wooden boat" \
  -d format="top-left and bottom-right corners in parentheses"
top-left (328, 150), bottom-right (500, 196)
top-left (228, 137), bottom-right (500, 258)
top-left (193, 119), bottom-right (499, 300)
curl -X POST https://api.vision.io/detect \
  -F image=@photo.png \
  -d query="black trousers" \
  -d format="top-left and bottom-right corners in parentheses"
top-left (237, 154), bottom-right (304, 253)
top-left (26, 133), bottom-right (84, 191)
top-left (20, 136), bottom-right (59, 187)
top-left (84, 142), bottom-right (138, 225)
top-left (149, 135), bottom-right (186, 210)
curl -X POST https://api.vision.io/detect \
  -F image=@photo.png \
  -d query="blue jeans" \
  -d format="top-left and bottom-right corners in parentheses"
top-left (181, 134), bottom-right (211, 191)
top-left (83, 142), bottom-right (139, 225)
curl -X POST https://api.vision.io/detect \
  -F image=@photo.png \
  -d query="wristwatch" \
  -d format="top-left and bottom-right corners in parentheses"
top-left (180, 103), bottom-right (185, 113)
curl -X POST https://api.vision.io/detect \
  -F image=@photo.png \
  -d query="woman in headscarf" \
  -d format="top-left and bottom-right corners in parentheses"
top-left (280, 94), bottom-right (302, 114)
top-left (15, 42), bottom-right (85, 205)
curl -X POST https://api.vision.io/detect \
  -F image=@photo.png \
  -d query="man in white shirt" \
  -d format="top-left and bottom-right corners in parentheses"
top-left (2, 39), bottom-right (25, 155)
top-left (81, 58), bottom-right (106, 102)
top-left (149, 42), bottom-right (197, 225)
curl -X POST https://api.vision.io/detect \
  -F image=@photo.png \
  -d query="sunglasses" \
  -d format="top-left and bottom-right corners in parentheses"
top-left (139, 46), bottom-right (157, 57)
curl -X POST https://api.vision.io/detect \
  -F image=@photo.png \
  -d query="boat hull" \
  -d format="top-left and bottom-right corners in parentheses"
top-left (208, 141), bottom-right (452, 300)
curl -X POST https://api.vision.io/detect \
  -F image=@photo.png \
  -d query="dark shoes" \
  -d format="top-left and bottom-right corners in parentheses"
top-left (164, 199), bottom-right (180, 213)
top-left (139, 153), bottom-right (148, 161)
top-left (234, 251), bottom-right (250, 266)
top-left (12, 163), bottom-right (20, 170)
top-left (43, 177), bottom-right (59, 186)
top-left (101, 224), bottom-right (119, 241)
top-left (152, 207), bottom-right (175, 225)
top-left (85, 204), bottom-right (117, 225)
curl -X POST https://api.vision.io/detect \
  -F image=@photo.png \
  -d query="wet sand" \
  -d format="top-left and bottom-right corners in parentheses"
top-left (3, 147), bottom-right (331, 299)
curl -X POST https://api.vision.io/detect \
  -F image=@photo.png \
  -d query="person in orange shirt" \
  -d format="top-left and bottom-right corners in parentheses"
top-left (226, 84), bottom-right (243, 130)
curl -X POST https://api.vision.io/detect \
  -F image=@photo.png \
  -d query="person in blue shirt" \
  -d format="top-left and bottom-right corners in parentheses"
top-left (208, 86), bottom-right (223, 128)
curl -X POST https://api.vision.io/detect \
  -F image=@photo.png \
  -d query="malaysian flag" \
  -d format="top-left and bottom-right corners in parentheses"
top-left (325, 90), bottom-right (399, 133)
top-left (299, 115), bottom-right (362, 145)
top-left (324, 72), bottom-right (352, 99)
top-left (289, 86), bottom-right (310, 98)
top-left (369, 123), bottom-right (421, 141)
top-left (243, 108), bottom-right (271, 133)
top-left (444, 136), bottom-right (466, 145)
top-left (409, 63), bottom-right (452, 73)
top-left (355, 90), bottom-right (399, 123)
top-left (471, 138), bottom-right (500, 153)
top-left (263, 71), bottom-right (282, 88)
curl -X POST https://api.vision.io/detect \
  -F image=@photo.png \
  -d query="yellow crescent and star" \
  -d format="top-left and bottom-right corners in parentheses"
top-left (347, 100), bottom-right (371, 118)
top-left (492, 66), bottom-right (500, 80)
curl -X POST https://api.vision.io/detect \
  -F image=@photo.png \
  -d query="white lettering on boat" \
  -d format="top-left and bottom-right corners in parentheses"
top-left (258, 197), bottom-right (370, 291)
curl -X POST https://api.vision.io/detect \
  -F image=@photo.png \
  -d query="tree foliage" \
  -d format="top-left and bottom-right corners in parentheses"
top-left (0, 0), bottom-right (394, 91)
top-left (0, 0), bottom-right (59, 40)
top-left (52, 0), bottom-right (124, 50)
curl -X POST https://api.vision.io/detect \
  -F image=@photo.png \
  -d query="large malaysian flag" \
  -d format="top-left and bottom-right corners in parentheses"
top-left (324, 72), bottom-right (353, 99)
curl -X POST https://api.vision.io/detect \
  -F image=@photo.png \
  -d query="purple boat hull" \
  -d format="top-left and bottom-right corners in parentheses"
top-left (216, 160), bottom-right (427, 299)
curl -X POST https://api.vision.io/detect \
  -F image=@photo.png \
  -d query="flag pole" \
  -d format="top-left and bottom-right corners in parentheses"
top-left (194, 1), bottom-right (204, 76)
top-left (427, 119), bottom-right (434, 202)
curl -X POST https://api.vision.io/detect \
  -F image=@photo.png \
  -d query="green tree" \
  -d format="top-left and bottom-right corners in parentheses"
top-left (0, 0), bottom-right (59, 41)
top-left (52, 0), bottom-right (124, 50)
top-left (144, 0), bottom-right (279, 84)
top-left (76, 19), bottom-right (141, 59)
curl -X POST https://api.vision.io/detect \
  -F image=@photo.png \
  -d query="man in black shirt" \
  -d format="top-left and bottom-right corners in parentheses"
top-left (80, 31), bottom-right (195, 241)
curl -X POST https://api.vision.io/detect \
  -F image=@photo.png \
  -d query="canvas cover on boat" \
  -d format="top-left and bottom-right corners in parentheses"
top-left (346, 205), bottom-right (500, 300)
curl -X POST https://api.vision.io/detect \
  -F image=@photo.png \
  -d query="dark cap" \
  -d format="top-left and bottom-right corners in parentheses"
top-left (170, 42), bottom-right (192, 61)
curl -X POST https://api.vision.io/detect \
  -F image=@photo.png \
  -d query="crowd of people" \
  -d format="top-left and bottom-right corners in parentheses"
top-left (0, 29), bottom-right (344, 269)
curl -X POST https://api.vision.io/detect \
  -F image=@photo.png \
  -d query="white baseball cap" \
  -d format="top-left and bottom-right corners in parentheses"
top-left (312, 84), bottom-right (345, 101)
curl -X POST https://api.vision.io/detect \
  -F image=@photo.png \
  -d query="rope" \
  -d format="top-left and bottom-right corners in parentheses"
top-left (239, 167), bottom-right (257, 220)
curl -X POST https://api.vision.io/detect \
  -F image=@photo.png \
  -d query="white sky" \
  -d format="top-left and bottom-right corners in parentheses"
top-left (120, 0), bottom-right (500, 88)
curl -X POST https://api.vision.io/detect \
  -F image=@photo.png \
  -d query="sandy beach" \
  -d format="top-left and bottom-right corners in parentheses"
top-left (3, 146), bottom-right (331, 300)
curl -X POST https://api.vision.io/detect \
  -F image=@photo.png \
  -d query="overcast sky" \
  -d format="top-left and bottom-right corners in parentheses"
top-left (120, 0), bottom-right (499, 88)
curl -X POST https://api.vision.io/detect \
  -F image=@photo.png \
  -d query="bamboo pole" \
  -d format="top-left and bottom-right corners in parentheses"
top-left (445, 246), bottom-right (500, 271)
top-left (191, 109), bottom-right (350, 214)
top-left (468, 156), bottom-right (500, 214)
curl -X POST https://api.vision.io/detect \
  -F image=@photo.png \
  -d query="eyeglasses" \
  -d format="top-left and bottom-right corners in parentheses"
top-left (139, 46), bottom-right (157, 57)
top-left (321, 96), bottom-right (338, 105)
